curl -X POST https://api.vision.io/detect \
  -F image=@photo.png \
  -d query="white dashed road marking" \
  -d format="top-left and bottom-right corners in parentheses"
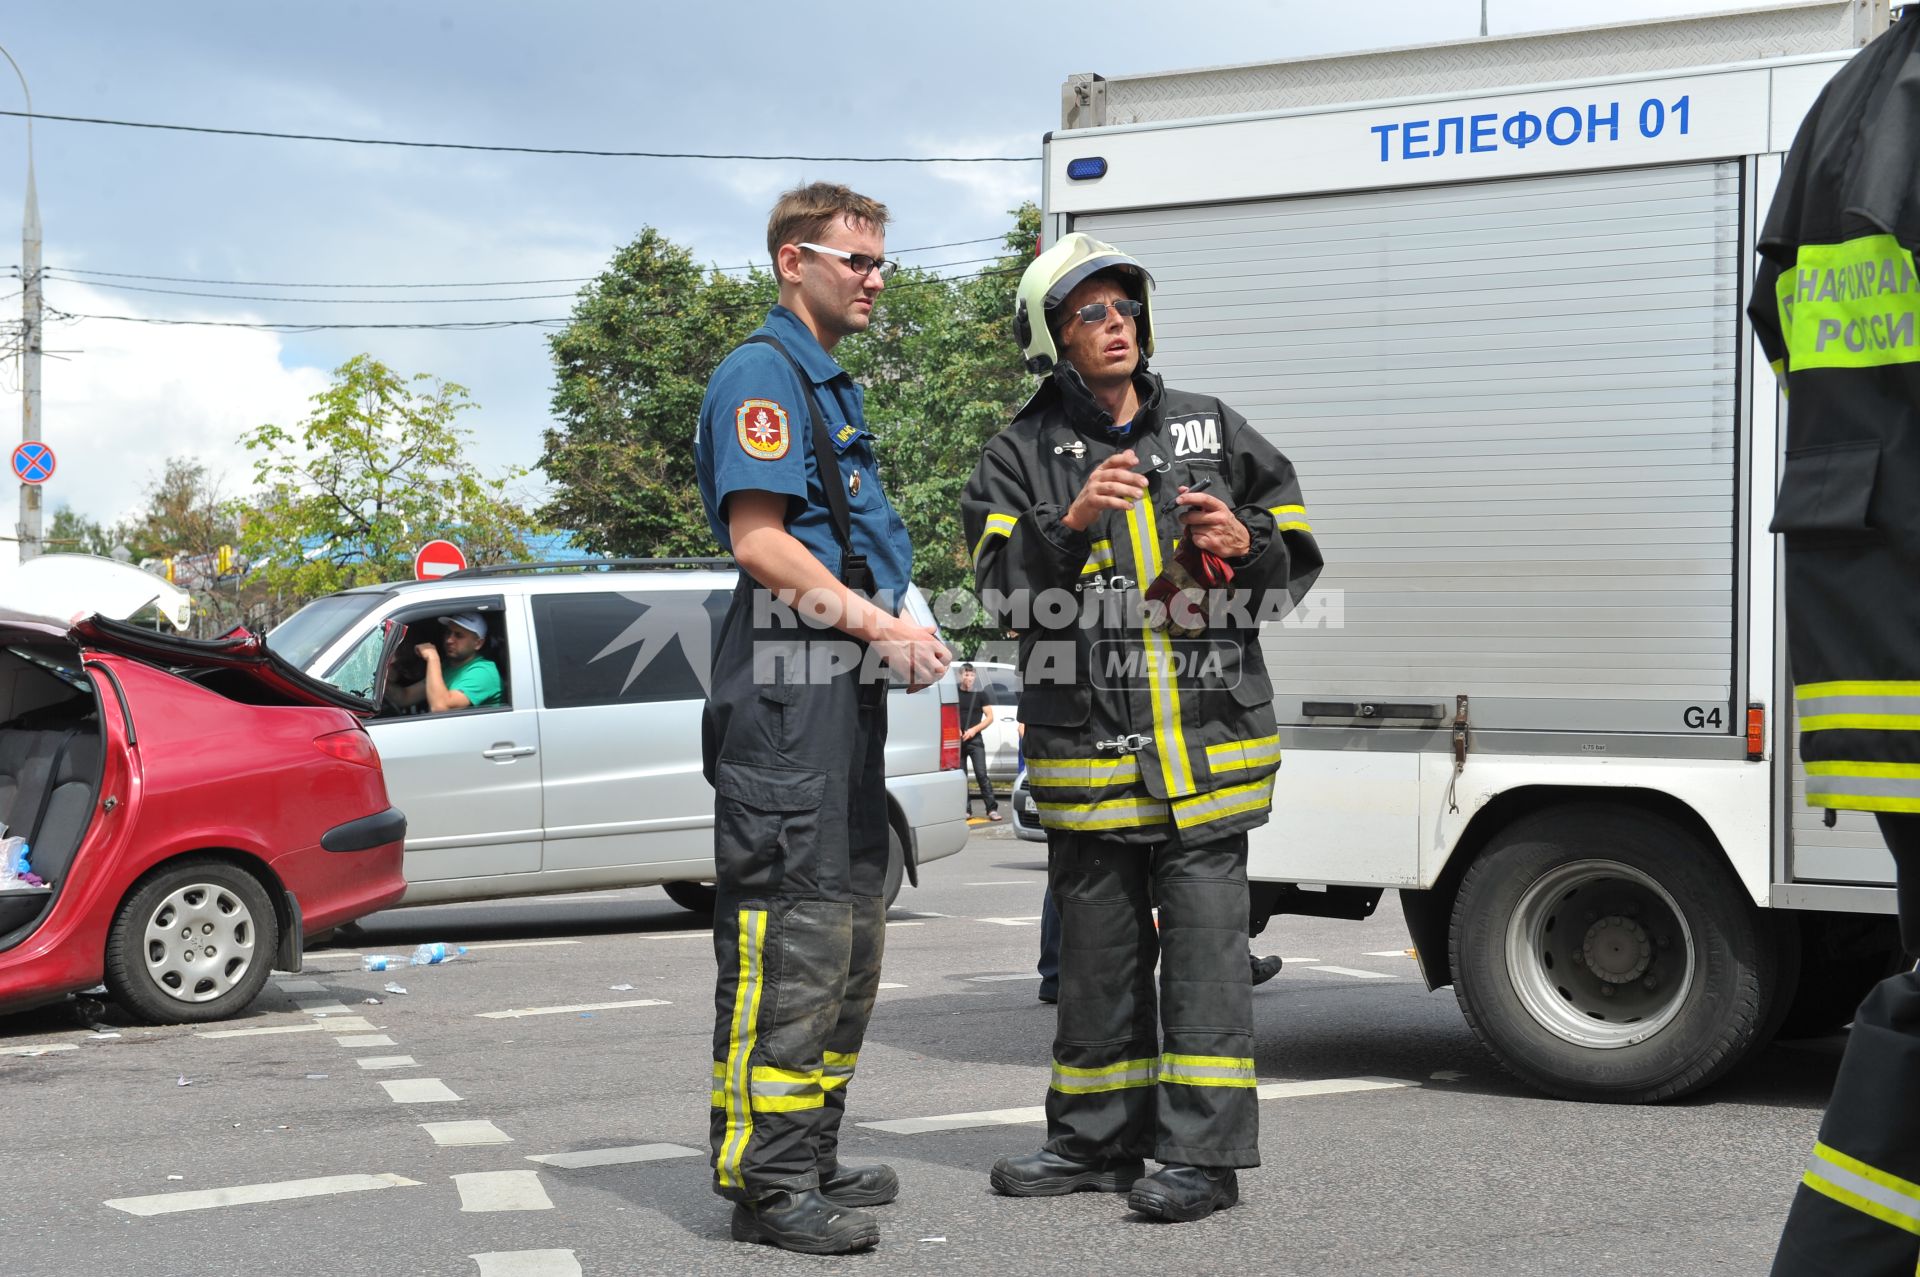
top-left (878, 982), bottom-right (908, 990)
top-left (459, 940), bottom-right (583, 952)
top-left (354, 1055), bottom-right (417, 1070)
top-left (295, 1001), bottom-right (353, 1015)
top-left (454, 1170), bottom-right (553, 1212)
top-left (308, 1015), bottom-right (378, 1033)
top-left (976, 917), bottom-right (1042, 927)
top-left (471, 1250), bottom-right (582, 1277)
top-left (0, 1042), bottom-right (76, 1057)
top-left (966, 881), bottom-right (1030, 886)
top-left (334, 1034), bottom-right (397, 1048)
top-left (970, 973), bottom-right (1042, 983)
top-left (1313, 966), bottom-right (1395, 980)
top-left (1366, 950), bottom-right (1416, 958)
top-left (197, 1023), bottom-right (329, 1040)
top-left (475, 999), bottom-right (669, 1020)
top-left (424, 1121), bottom-right (514, 1147)
top-left (861, 1076), bottom-right (1418, 1135)
top-left (274, 979), bottom-right (328, 993)
top-left (104, 1173), bottom-right (420, 1216)
top-left (527, 1143), bottom-right (702, 1169)
top-left (380, 1078), bottom-right (462, 1104)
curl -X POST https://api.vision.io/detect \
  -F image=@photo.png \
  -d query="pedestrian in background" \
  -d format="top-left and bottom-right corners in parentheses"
top-left (957, 662), bottom-right (1003, 821)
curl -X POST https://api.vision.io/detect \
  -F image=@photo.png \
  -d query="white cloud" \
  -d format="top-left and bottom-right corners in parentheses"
top-left (918, 132), bottom-right (1044, 223)
top-left (9, 281), bottom-right (329, 525)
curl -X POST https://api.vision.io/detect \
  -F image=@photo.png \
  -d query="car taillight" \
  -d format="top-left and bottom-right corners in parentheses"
top-left (940, 703), bottom-right (961, 770)
top-left (315, 728), bottom-right (381, 769)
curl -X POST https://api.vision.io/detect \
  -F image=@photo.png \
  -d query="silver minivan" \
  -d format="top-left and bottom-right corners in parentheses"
top-left (266, 560), bottom-right (969, 912)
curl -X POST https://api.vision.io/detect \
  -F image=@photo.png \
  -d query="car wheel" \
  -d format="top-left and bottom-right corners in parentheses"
top-left (1449, 805), bottom-right (1776, 1103)
top-left (883, 829), bottom-right (906, 909)
top-left (104, 858), bottom-right (280, 1025)
top-left (663, 881), bottom-right (717, 914)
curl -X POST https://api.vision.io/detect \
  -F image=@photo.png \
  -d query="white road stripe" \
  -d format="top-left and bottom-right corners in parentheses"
top-left (424, 1120), bottom-right (514, 1147)
top-left (527, 1143), bottom-right (702, 1169)
top-left (295, 1001), bottom-right (353, 1015)
top-left (334, 1034), bottom-right (397, 1048)
top-left (0, 1042), bottom-right (75, 1057)
top-left (1284, 958), bottom-right (1321, 964)
top-left (355, 1055), bottom-right (417, 1070)
top-left (878, 982), bottom-right (908, 990)
top-left (381, 1078), bottom-right (462, 1104)
top-left (966, 881), bottom-right (1031, 886)
top-left (197, 1023), bottom-right (329, 1040)
top-left (104, 1172), bottom-right (419, 1216)
top-left (634, 932), bottom-right (708, 942)
top-left (1313, 966), bottom-right (1395, 980)
top-left (310, 1015), bottom-right (378, 1033)
top-left (471, 1250), bottom-right (582, 1277)
top-left (970, 973), bottom-right (1042, 982)
top-left (274, 979), bottom-right (328, 993)
top-left (458, 940), bottom-right (583, 952)
top-left (860, 1076), bottom-right (1417, 1135)
top-left (1365, 950), bottom-right (1416, 958)
top-left (884, 921), bottom-right (924, 929)
top-left (475, 999), bottom-right (669, 1020)
top-left (454, 1170), bottom-right (553, 1212)
top-left (976, 917), bottom-right (1042, 927)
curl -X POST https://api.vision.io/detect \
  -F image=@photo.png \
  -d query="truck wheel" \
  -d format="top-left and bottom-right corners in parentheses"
top-left (104, 858), bottom-right (280, 1025)
top-left (663, 881), bottom-right (717, 914)
top-left (1450, 805), bottom-right (1773, 1103)
top-left (1776, 914), bottom-right (1905, 1039)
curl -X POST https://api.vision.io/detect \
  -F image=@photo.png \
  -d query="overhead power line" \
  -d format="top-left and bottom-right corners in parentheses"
top-left (0, 109), bottom-right (1038, 164)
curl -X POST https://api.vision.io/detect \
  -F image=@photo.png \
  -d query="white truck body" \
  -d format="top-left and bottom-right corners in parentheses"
top-left (1044, 1), bottom-right (1903, 1100)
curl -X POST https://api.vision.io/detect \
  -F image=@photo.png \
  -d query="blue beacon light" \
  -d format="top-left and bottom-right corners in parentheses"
top-left (1065, 156), bottom-right (1108, 181)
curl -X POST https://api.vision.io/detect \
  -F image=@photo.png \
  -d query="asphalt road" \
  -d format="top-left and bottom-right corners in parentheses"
top-left (2, 823), bottom-right (1844, 1276)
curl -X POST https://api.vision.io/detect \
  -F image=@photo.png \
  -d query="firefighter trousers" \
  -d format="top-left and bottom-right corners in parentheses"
top-left (1044, 828), bottom-right (1259, 1169)
top-left (703, 581), bottom-right (891, 1202)
top-left (1771, 812), bottom-right (1920, 1276)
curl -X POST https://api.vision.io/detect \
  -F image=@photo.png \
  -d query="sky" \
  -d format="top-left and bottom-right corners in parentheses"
top-left (0, 0), bottom-right (1827, 535)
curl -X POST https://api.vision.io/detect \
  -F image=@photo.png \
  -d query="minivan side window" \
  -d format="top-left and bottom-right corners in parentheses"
top-left (532, 590), bottom-right (728, 709)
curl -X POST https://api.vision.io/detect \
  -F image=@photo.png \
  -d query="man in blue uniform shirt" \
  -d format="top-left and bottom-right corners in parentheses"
top-left (695, 181), bottom-right (950, 1256)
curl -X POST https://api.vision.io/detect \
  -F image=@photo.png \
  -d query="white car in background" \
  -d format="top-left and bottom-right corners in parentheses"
top-left (964, 660), bottom-right (1022, 780)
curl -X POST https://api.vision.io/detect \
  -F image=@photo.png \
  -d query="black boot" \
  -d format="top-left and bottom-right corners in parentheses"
top-left (990, 1148), bottom-right (1144, 1196)
top-left (819, 1161), bottom-right (899, 1207)
top-left (729, 1187), bottom-right (880, 1254)
top-left (1128, 1163), bottom-right (1240, 1222)
top-left (1250, 953), bottom-right (1283, 986)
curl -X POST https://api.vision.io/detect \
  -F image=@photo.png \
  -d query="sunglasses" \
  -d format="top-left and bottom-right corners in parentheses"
top-left (1068, 298), bottom-right (1144, 324)
top-left (799, 242), bottom-right (898, 281)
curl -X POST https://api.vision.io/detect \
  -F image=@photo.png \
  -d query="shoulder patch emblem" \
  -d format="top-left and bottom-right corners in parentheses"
top-left (834, 423), bottom-right (858, 446)
top-left (736, 399), bottom-right (790, 460)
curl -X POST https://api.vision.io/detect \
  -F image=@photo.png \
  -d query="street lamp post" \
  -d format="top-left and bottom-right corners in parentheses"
top-left (0, 46), bottom-right (38, 563)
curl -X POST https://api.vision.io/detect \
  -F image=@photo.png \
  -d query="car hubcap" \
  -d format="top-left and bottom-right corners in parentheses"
top-left (144, 884), bottom-right (256, 1003)
top-left (1504, 859), bottom-right (1695, 1049)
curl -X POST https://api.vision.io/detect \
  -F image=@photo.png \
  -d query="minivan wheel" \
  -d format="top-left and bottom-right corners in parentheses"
top-left (104, 858), bottom-right (279, 1025)
top-left (663, 881), bottom-right (717, 914)
top-left (883, 830), bottom-right (906, 910)
top-left (1450, 805), bottom-right (1774, 1103)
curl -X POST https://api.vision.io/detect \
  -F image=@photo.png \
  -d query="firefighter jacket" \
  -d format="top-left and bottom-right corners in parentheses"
top-left (962, 364), bottom-right (1322, 845)
top-left (1751, 10), bottom-right (1920, 817)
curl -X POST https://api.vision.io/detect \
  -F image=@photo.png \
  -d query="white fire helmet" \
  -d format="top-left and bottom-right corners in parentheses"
top-left (1012, 231), bottom-right (1155, 375)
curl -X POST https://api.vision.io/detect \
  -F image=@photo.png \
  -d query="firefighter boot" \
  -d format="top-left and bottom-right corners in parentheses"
top-left (1249, 954), bottom-right (1283, 986)
top-left (729, 1186), bottom-right (881, 1254)
top-left (990, 1149), bottom-right (1145, 1196)
top-left (1128, 1164), bottom-right (1241, 1222)
top-left (819, 1161), bottom-right (899, 1207)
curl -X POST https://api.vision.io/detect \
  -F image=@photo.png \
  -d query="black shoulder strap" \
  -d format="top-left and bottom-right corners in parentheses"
top-left (743, 334), bottom-right (853, 556)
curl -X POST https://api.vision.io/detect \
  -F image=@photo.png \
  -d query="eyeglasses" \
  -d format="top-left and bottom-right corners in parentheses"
top-left (1068, 298), bottom-right (1144, 325)
top-left (799, 242), bottom-right (897, 281)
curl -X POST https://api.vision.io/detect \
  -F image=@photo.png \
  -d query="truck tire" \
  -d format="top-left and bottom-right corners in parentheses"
top-left (1449, 805), bottom-right (1775, 1103)
top-left (663, 881), bottom-right (717, 914)
top-left (1775, 914), bottom-right (1905, 1039)
top-left (104, 858), bottom-right (280, 1025)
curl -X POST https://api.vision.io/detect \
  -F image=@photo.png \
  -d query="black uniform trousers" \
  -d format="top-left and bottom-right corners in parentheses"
top-left (962, 735), bottom-right (998, 814)
top-left (1771, 813), bottom-right (1920, 1276)
top-left (1045, 827), bottom-right (1260, 1169)
top-left (704, 578), bottom-right (890, 1202)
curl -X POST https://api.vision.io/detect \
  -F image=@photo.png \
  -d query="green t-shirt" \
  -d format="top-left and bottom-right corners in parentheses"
top-left (444, 655), bottom-right (502, 708)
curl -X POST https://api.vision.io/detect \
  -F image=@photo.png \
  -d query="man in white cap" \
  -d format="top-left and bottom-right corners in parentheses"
top-left (386, 612), bottom-right (502, 712)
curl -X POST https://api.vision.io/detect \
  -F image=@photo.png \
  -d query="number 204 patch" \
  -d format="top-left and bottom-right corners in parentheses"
top-left (1171, 417), bottom-right (1221, 457)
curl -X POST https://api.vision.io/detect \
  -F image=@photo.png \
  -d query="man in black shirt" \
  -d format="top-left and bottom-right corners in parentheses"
top-left (956, 663), bottom-right (1002, 822)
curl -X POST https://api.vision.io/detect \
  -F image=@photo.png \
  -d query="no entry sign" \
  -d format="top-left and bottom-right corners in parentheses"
top-left (413, 539), bottom-right (468, 581)
top-left (11, 442), bottom-right (54, 485)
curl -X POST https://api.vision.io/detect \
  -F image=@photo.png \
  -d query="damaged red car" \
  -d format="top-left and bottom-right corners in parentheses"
top-left (0, 609), bottom-right (407, 1023)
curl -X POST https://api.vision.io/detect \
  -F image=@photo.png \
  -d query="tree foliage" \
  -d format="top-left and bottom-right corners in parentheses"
top-left (541, 205), bottom-right (1042, 649)
top-left (235, 354), bottom-right (542, 600)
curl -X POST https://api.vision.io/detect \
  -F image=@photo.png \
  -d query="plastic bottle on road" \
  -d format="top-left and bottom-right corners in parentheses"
top-left (362, 954), bottom-right (403, 972)
top-left (409, 942), bottom-right (468, 966)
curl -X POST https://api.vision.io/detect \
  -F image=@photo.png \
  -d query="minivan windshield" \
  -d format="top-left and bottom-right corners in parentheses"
top-left (265, 592), bottom-right (386, 668)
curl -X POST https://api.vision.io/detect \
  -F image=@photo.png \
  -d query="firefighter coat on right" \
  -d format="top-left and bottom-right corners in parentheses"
top-left (1750, 11), bottom-right (1920, 1275)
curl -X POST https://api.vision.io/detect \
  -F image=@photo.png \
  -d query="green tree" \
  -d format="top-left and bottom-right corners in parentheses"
top-left (541, 205), bottom-right (1041, 652)
top-left (235, 354), bottom-right (541, 602)
top-left (47, 503), bottom-right (116, 557)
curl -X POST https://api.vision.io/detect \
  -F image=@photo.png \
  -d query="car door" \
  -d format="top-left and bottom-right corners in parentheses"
top-left (530, 586), bottom-right (726, 879)
top-left (321, 594), bottom-right (543, 885)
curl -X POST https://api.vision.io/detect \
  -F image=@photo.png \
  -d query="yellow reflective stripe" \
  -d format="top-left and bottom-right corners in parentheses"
top-left (1802, 716), bottom-right (1920, 732)
top-left (1034, 795), bottom-right (1171, 830)
top-left (1026, 756), bottom-right (1140, 788)
top-left (972, 511), bottom-right (1017, 565)
top-left (1268, 503), bottom-right (1312, 533)
top-left (822, 1050), bottom-right (857, 1069)
top-left (751, 1065), bottom-right (818, 1086)
top-left (1206, 734), bottom-right (1282, 775)
top-left (1807, 761), bottom-right (1920, 778)
top-left (1171, 777), bottom-right (1276, 828)
top-left (715, 908), bottom-right (769, 1189)
top-left (1777, 235), bottom-right (1920, 372)
top-left (1050, 1056), bottom-right (1158, 1094)
top-left (1080, 538), bottom-right (1115, 575)
top-left (820, 1050), bottom-right (857, 1092)
top-left (1798, 681), bottom-right (1920, 698)
top-left (1803, 1141), bottom-right (1920, 1237)
top-left (747, 1092), bottom-right (826, 1113)
top-left (1806, 793), bottom-right (1920, 813)
top-left (1158, 1052), bottom-right (1258, 1088)
top-left (1124, 498), bottom-right (1194, 798)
